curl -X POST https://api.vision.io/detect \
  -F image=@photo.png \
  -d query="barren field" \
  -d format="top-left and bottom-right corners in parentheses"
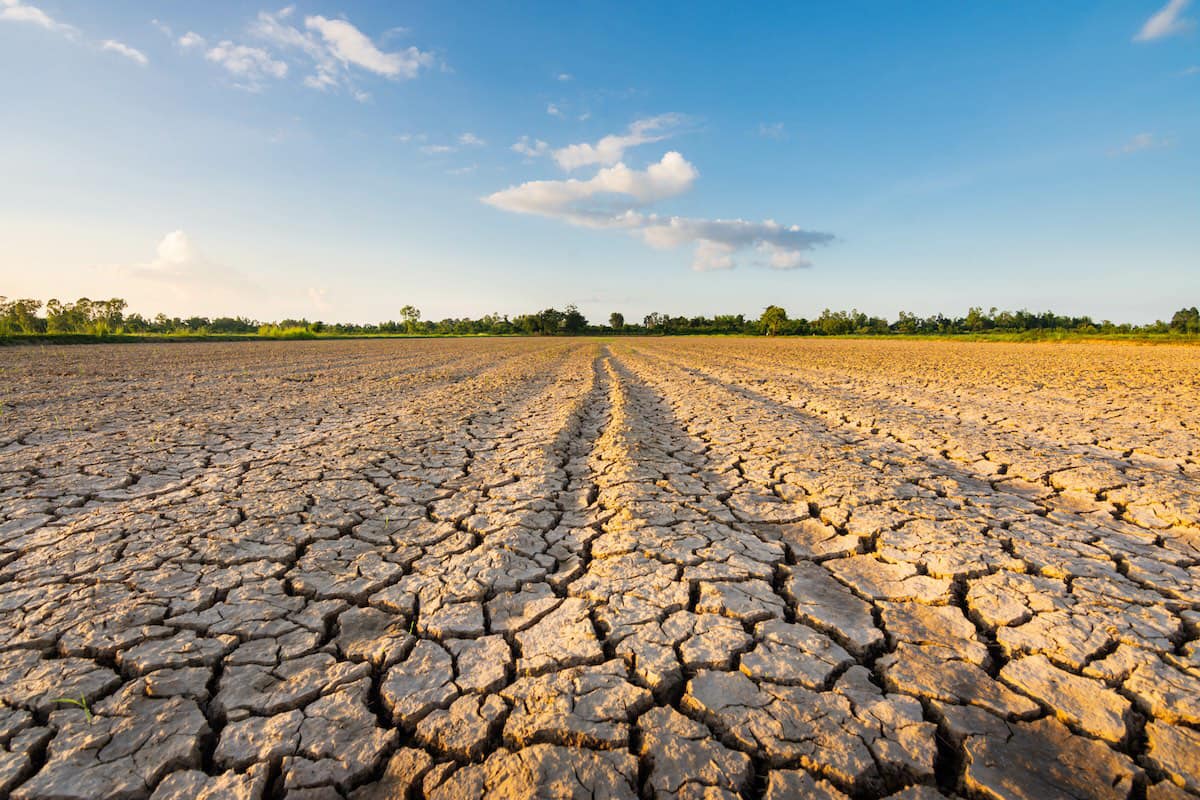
top-left (1, 337), bottom-right (1198, 800)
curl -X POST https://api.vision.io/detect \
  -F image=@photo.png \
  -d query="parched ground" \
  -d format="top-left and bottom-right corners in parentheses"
top-left (0, 337), bottom-right (1198, 800)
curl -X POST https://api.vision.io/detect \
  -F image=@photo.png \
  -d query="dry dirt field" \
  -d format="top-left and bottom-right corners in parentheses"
top-left (1, 337), bottom-right (1198, 800)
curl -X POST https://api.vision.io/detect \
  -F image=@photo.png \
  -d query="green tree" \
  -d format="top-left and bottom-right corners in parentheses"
top-left (965, 306), bottom-right (991, 332)
top-left (563, 305), bottom-right (587, 334)
top-left (609, 312), bottom-right (625, 330)
top-left (1169, 307), bottom-right (1200, 333)
top-left (815, 308), bottom-right (853, 336)
top-left (760, 305), bottom-right (788, 336)
top-left (894, 311), bottom-right (920, 334)
top-left (643, 312), bottom-right (668, 332)
top-left (400, 305), bottom-right (421, 334)
top-left (536, 307), bottom-right (564, 334)
top-left (0, 297), bottom-right (44, 334)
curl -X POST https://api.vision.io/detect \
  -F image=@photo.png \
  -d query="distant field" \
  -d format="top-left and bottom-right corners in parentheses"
top-left (1, 338), bottom-right (1196, 799)
top-left (3, 329), bottom-right (1200, 345)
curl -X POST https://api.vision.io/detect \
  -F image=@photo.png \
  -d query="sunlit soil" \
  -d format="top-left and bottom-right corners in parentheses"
top-left (0, 337), bottom-right (1197, 799)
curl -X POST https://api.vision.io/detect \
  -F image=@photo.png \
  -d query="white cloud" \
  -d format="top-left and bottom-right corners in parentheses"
top-left (484, 151), bottom-right (698, 218)
top-left (247, 8), bottom-right (435, 95)
top-left (252, 6), bottom-right (318, 52)
top-left (108, 231), bottom-right (258, 312)
top-left (119, 231), bottom-right (248, 285)
top-left (546, 102), bottom-right (564, 118)
top-left (140, 230), bottom-right (203, 276)
top-left (3, 2), bottom-right (148, 67)
top-left (303, 72), bottom-right (338, 91)
top-left (305, 14), bottom-right (433, 78)
top-left (1113, 132), bottom-right (1172, 154)
top-left (447, 164), bottom-right (477, 175)
top-left (0, 0), bottom-right (74, 34)
top-left (512, 136), bottom-right (550, 158)
top-left (420, 144), bottom-right (455, 154)
top-left (206, 41), bottom-right (288, 90)
top-left (458, 132), bottom-right (486, 146)
top-left (101, 39), bottom-right (148, 66)
top-left (553, 113), bottom-right (685, 170)
top-left (307, 287), bottom-right (331, 312)
top-left (758, 122), bottom-right (786, 140)
top-left (1135, 0), bottom-right (1193, 41)
top-left (637, 215), bottom-right (832, 271)
top-left (557, 72), bottom-right (572, 81)
top-left (690, 240), bottom-right (736, 271)
top-left (178, 31), bottom-right (206, 49)
top-left (484, 143), bottom-right (833, 271)
top-left (757, 241), bottom-right (809, 270)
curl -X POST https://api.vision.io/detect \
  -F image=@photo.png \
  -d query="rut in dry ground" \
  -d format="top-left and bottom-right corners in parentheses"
top-left (0, 338), bottom-right (1197, 800)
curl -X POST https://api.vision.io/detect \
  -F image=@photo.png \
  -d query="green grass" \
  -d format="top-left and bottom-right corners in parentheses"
top-left (53, 694), bottom-right (93, 722)
top-left (2, 330), bottom-right (1198, 346)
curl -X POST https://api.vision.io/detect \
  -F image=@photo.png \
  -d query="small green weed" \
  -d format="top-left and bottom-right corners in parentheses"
top-left (53, 694), bottom-right (94, 722)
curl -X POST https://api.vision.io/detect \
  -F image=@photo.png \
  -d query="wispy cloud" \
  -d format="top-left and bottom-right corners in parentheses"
top-left (758, 122), bottom-right (786, 140)
top-left (546, 102), bottom-right (564, 118)
top-left (178, 31), bottom-right (206, 49)
top-left (458, 132), bottom-right (486, 147)
top-left (557, 72), bottom-right (572, 82)
top-left (3, 1), bottom-right (156, 68)
top-left (0, 0), bottom-right (75, 35)
top-left (1111, 132), bottom-right (1172, 155)
top-left (552, 113), bottom-right (686, 170)
top-left (101, 39), bottom-right (148, 66)
top-left (305, 14), bottom-right (433, 78)
top-left (205, 41), bottom-right (288, 91)
top-left (307, 287), bottom-right (331, 312)
top-left (1182, 65), bottom-right (1200, 75)
top-left (174, 7), bottom-right (438, 97)
top-left (512, 136), bottom-right (550, 158)
top-left (1135, 0), bottom-right (1194, 41)
top-left (246, 7), bottom-right (435, 96)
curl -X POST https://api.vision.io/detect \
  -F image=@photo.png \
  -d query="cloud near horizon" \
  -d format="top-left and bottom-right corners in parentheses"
top-left (484, 140), bottom-right (834, 271)
top-left (113, 231), bottom-right (257, 300)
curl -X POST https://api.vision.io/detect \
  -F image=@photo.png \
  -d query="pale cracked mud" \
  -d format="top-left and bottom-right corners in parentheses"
top-left (0, 338), bottom-right (1198, 800)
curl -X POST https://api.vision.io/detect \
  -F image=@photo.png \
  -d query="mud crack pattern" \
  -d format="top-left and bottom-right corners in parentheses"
top-left (0, 338), bottom-right (1197, 799)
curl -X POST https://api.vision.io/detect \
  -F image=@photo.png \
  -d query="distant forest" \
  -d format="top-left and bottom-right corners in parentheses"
top-left (2, 296), bottom-right (1199, 339)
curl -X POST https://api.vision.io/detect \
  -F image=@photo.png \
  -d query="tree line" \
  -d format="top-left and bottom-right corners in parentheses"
top-left (2, 296), bottom-right (1198, 338)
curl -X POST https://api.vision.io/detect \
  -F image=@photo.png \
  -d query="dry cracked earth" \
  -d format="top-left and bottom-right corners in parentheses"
top-left (0, 337), bottom-right (1198, 800)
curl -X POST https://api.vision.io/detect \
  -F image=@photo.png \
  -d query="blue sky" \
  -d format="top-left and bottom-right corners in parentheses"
top-left (1, 1), bottom-right (1197, 324)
